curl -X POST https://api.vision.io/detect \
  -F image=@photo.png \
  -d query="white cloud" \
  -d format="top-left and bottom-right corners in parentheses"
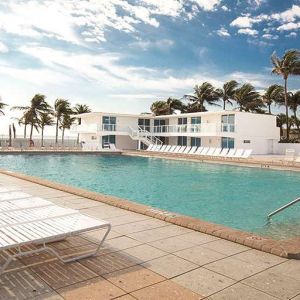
top-left (221, 5), bottom-right (230, 12)
top-left (262, 33), bottom-right (279, 40)
top-left (271, 5), bottom-right (300, 23)
top-left (247, 0), bottom-right (265, 8)
top-left (192, 0), bottom-right (221, 11)
top-left (131, 39), bottom-right (174, 50)
top-left (237, 28), bottom-right (258, 36)
top-left (216, 27), bottom-right (230, 37)
top-left (0, 42), bottom-right (8, 53)
top-left (277, 22), bottom-right (300, 31)
top-left (286, 31), bottom-right (297, 37)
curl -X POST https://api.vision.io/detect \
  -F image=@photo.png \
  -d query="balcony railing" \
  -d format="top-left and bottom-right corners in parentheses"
top-left (152, 123), bottom-right (221, 134)
top-left (221, 123), bottom-right (235, 133)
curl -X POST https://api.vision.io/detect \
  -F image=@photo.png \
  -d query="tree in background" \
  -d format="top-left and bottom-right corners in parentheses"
top-left (288, 91), bottom-right (300, 135)
top-left (262, 84), bottom-right (284, 114)
top-left (184, 82), bottom-right (220, 112)
top-left (216, 80), bottom-right (238, 110)
top-left (0, 97), bottom-right (7, 115)
top-left (233, 83), bottom-right (264, 112)
top-left (59, 114), bottom-right (76, 144)
top-left (54, 99), bottom-right (72, 143)
top-left (150, 100), bottom-right (170, 116)
top-left (12, 94), bottom-right (51, 140)
top-left (73, 104), bottom-right (92, 144)
top-left (39, 112), bottom-right (54, 147)
top-left (271, 50), bottom-right (300, 140)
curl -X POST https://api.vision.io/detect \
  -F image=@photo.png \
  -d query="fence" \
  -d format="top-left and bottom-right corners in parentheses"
top-left (0, 136), bottom-right (79, 149)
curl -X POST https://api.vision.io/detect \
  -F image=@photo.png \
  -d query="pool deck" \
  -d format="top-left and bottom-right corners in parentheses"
top-left (1, 173), bottom-right (300, 299)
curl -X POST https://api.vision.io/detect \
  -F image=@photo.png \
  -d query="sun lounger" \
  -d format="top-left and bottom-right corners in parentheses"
top-left (199, 147), bottom-right (209, 156)
top-left (211, 148), bottom-right (222, 156)
top-left (146, 144), bottom-right (154, 151)
top-left (173, 146), bottom-right (182, 153)
top-left (168, 145), bottom-right (177, 153)
top-left (233, 149), bottom-right (244, 158)
top-left (194, 147), bottom-right (204, 155)
top-left (159, 145), bottom-right (167, 152)
top-left (152, 145), bottom-right (162, 152)
top-left (226, 148), bottom-right (237, 158)
top-left (178, 146), bottom-right (186, 153)
top-left (189, 146), bottom-right (198, 154)
top-left (0, 192), bottom-right (111, 275)
top-left (219, 148), bottom-right (229, 158)
top-left (183, 146), bottom-right (191, 154)
top-left (164, 145), bottom-right (172, 152)
top-left (240, 149), bottom-right (252, 159)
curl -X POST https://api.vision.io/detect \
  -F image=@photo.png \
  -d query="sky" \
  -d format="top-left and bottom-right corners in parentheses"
top-left (0, 0), bottom-right (299, 136)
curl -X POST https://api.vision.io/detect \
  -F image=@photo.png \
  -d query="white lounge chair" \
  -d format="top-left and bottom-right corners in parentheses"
top-left (219, 148), bottom-right (229, 158)
top-left (159, 145), bottom-right (167, 152)
top-left (109, 143), bottom-right (118, 151)
top-left (226, 148), bottom-right (237, 158)
top-left (146, 144), bottom-right (154, 151)
top-left (168, 145), bottom-right (177, 153)
top-left (199, 147), bottom-right (209, 156)
top-left (194, 147), bottom-right (204, 155)
top-left (178, 146), bottom-right (186, 153)
top-left (152, 145), bottom-right (162, 152)
top-left (189, 146), bottom-right (198, 154)
top-left (206, 147), bottom-right (216, 156)
top-left (183, 146), bottom-right (191, 154)
top-left (240, 149), bottom-right (252, 159)
top-left (212, 148), bottom-right (222, 156)
top-left (0, 192), bottom-right (111, 275)
top-left (233, 149), bottom-right (244, 158)
top-left (173, 146), bottom-right (181, 153)
top-left (164, 145), bottom-right (172, 152)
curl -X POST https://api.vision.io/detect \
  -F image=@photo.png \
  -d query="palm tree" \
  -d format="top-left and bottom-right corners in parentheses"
top-left (150, 101), bottom-right (169, 116)
top-left (233, 83), bottom-right (264, 112)
top-left (59, 114), bottom-right (75, 144)
top-left (165, 98), bottom-right (185, 114)
top-left (271, 49), bottom-right (300, 140)
top-left (262, 84), bottom-right (284, 114)
top-left (184, 82), bottom-right (220, 112)
top-left (277, 113), bottom-right (286, 138)
top-left (73, 104), bottom-right (91, 144)
top-left (216, 80), bottom-right (238, 110)
top-left (288, 91), bottom-right (300, 134)
top-left (0, 97), bottom-right (7, 115)
top-left (39, 112), bottom-right (54, 147)
top-left (16, 110), bottom-right (32, 138)
top-left (12, 94), bottom-right (51, 140)
top-left (54, 99), bottom-right (72, 143)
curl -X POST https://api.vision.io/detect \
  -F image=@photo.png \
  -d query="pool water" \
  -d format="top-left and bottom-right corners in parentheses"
top-left (0, 154), bottom-right (299, 239)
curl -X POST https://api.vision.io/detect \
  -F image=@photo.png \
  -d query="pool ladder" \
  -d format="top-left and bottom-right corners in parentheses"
top-left (267, 197), bottom-right (300, 220)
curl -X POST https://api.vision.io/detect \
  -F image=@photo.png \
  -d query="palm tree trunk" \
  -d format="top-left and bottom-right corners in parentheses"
top-left (62, 128), bottom-right (65, 144)
top-left (24, 124), bottom-right (27, 138)
top-left (30, 123), bottom-right (34, 140)
top-left (223, 100), bottom-right (226, 110)
top-left (284, 78), bottom-right (289, 140)
top-left (268, 104), bottom-right (271, 114)
top-left (41, 127), bottom-right (44, 147)
top-left (55, 118), bottom-right (59, 144)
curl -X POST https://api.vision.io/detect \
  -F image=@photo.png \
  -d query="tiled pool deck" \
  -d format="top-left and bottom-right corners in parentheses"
top-left (1, 173), bottom-right (300, 299)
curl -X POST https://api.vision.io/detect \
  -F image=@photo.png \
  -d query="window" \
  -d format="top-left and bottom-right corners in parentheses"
top-left (102, 116), bottom-right (116, 131)
top-left (221, 114), bottom-right (235, 132)
top-left (102, 135), bottom-right (116, 148)
top-left (191, 117), bottom-right (201, 132)
top-left (178, 136), bottom-right (187, 146)
top-left (91, 136), bottom-right (97, 140)
top-left (178, 118), bottom-right (187, 125)
top-left (221, 137), bottom-right (235, 149)
top-left (154, 119), bottom-right (166, 132)
top-left (243, 140), bottom-right (251, 144)
top-left (138, 119), bottom-right (150, 131)
top-left (191, 137), bottom-right (201, 147)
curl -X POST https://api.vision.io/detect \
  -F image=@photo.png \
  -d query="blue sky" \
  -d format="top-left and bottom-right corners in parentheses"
top-left (0, 0), bottom-right (299, 134)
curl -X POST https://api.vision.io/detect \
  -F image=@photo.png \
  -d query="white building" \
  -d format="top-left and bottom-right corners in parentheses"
top-left (71, 111), bottom-right (280, 154)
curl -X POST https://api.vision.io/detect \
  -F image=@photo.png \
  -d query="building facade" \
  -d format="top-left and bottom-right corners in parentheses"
top-left (71, 111), bottom-right (280, 154)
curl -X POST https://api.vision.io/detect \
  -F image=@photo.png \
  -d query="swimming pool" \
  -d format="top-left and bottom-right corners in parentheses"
top-left (0, 154), bottom-right (299, 239)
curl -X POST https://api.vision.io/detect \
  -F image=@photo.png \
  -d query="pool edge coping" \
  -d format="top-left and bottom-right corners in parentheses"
top-left (0, 168), bottom-right (299, 260)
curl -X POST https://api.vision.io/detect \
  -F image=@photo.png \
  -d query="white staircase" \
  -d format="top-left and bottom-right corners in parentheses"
top-left (129, 126), bottom-right (162, 147)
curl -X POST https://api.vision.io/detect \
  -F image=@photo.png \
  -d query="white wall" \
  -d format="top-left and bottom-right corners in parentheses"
top-left (273, 143), bottom-right (300, 155)
top-left (116, 136), bottom-right (137, 150)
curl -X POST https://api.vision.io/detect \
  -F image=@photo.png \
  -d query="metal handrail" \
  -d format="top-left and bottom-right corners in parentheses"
top-left (267, 197), bottom-right (300, 220)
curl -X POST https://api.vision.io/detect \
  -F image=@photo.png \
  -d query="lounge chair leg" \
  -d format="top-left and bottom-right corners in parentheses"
top-left (0, 224), bottom-right (111, 275)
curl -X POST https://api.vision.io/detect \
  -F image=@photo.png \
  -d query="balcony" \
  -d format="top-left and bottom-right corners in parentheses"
top-left (70, 124), bottom-right (98, 134)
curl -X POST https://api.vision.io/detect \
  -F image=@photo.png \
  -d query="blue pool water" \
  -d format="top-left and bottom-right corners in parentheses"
top-left (0, 154), bottom-right (299, 239)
